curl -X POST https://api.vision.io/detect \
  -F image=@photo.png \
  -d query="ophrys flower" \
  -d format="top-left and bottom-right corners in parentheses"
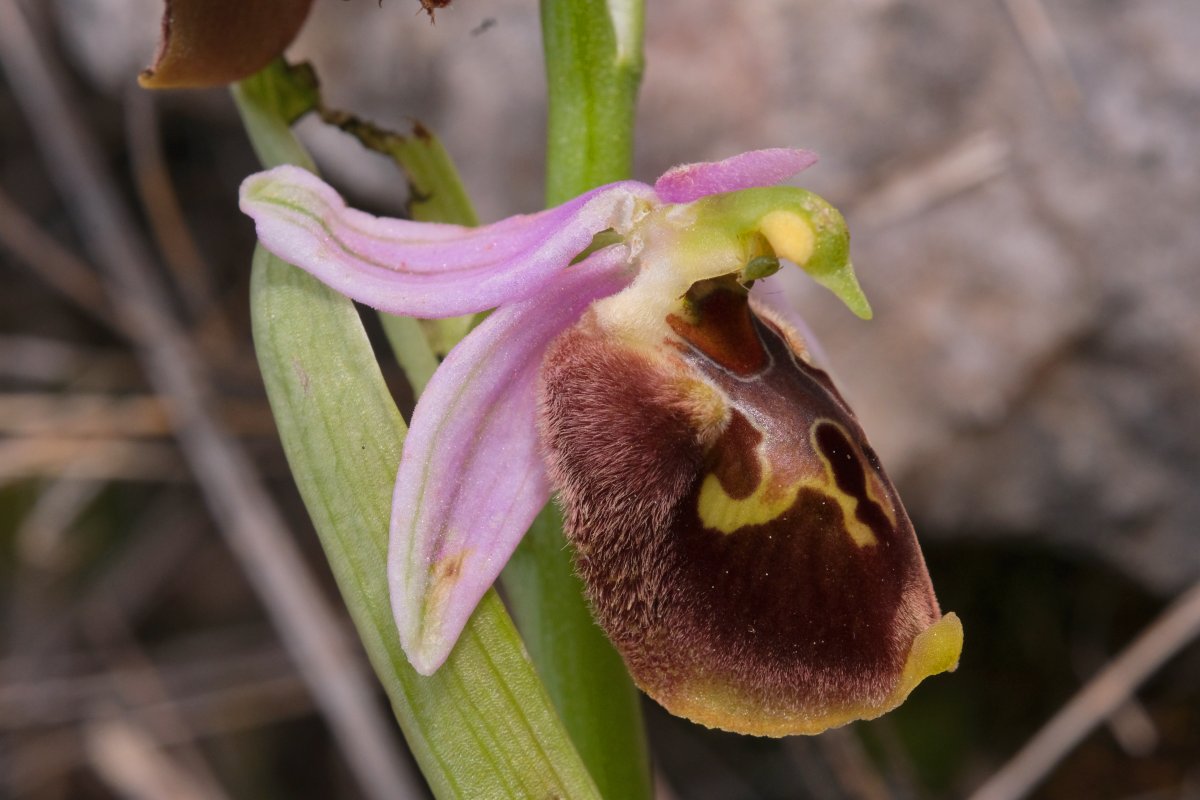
top-left (240, 149), bottom-right (961, 735)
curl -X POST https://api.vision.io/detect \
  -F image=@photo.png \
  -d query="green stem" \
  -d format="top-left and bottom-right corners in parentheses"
top-left (500, 3), bottom-right (654, 799)
top-left (541, 0), bottom-right (645, 204)
top-left (235, 64), bottom-right (600, 800)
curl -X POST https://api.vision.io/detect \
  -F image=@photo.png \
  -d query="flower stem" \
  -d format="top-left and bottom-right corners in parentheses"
top-left (500, 3), bottom-right (654, 799)
top-left (541, 0), bottom-right (645, 205)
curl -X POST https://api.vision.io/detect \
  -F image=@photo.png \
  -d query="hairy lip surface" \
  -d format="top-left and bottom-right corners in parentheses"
top-left (539, 287), bottom-right (951, 735)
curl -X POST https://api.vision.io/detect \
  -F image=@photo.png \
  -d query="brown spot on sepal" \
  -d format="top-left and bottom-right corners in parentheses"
top-left (539, 287), bottom-right (947, 736)
top-left (426, 550), bottom-right (467, 623)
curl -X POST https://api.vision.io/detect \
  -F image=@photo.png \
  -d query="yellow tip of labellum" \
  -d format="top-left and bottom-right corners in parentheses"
top-left (899, 612), bottom-right (964, 694)
top-left (665, 613), bottom-right (963, 737)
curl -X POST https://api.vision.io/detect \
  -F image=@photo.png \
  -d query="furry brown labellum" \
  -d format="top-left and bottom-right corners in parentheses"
top-left (539, 280), bottom-right (961, 736)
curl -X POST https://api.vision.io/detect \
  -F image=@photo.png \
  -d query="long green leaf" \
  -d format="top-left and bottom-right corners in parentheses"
top-left (237, 64), bottom-right (601, 800)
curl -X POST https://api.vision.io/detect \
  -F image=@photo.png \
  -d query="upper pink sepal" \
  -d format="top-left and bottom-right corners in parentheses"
top-left (240, 165), bottom-right (652, 318)
top-left (388, 247), bottom-right (634, 674)
top-left (653, 148), bottom-right (818, 204)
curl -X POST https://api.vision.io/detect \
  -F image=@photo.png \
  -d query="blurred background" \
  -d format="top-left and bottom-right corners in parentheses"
top-left (1, 0), bottom-right (1198, 797)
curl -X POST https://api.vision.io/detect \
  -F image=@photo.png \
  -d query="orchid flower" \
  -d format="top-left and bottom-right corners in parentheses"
top-left (240, 149), bottom-right (962, 736)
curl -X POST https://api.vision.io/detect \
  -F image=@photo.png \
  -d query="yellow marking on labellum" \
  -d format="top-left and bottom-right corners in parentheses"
top-left (696, 460), bottom-right (878, 547)
top-left (758, 209), bottom-right (815, 266)
top-left (811, 419), bottom-right (897, 542)
top-left (663, 612), bottom-right (963, 737)
top-left (696, 419), bottom-right (889, 547)
top-left (817, 478), bottom-right (891, 547)
top-left (827, 489), bottom-right (881, 548)
top-left (696, 465), bottom-right (800, 533)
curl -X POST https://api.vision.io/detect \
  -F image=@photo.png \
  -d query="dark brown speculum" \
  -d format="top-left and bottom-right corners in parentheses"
top-left (539, 281), bottom-right (959, 735)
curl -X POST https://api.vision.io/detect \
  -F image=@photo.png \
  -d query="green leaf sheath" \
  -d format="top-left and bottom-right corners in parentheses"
top-left (231, 73), bottom-right (316, 173)
top-left (501, 3), bottom-right (655, 800)
top-left (377, 129), bottom-right (479, 227)
top-left (236, 65), bottom-right (601, 800)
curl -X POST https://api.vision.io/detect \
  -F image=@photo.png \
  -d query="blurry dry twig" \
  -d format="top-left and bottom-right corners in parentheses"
top-left (81, 598), bottom-right (232, 800)
top-left (123, 89), bottom-right (216, 326)
top-left (0, 645), bottom-right (305, 733)
top-left (125, 88), bottom-right (247, 372)
top-left (850, 130), bottom-right (1010, 228)
top-left (0, 436), bottom-right (187, 483)
top-left (14, 476), bottom-right (104, 569)
top-left (6, 492), bottom-right (208, 675)
top-left (0, 392), bottom-right (275, 438)
top-left (814, 726), bottom-right (893, 800)
top-left (871, 718), bottom-right (925, 800)
top-left (0, 184), bottom-right (128, 337)
top-left (7, 670), bottom-right (312, 798)
top-left (0, 335), bottom-right (141, 389)
top-left (1104, 697), bottom-right (1159, 758)
top-left (1001, 0), bottom-right (1083, 115)
top-left (969, 579), bottom-right (1200, 800)
top-left (0, 5), bottom-right (421, 799)
top-left (84, 716), bottom-right (228, 800)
